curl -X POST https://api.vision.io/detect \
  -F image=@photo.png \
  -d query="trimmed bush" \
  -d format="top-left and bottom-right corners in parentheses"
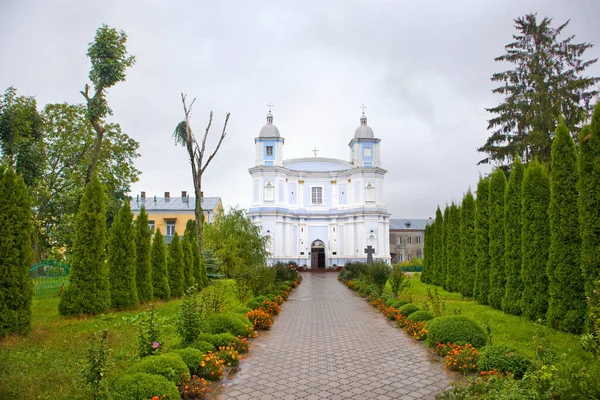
top-left (488, 168), bottom-right (507, 310)
top-left (127, 354), bottom-right (190, 384)
top-left (426, 315), bottom-right (487, 348)
top-left (170, 348), bottom-right (204, 376)
top-left (477, 344), bottom-right (532, 379)
top-left (134, 206), bottom-right (153, 303)
top-left (231, 306), bottom-right (251, 315)
top-left (167, 233), bottom-right (185, 298)
top-left (151, 228), bottom-right (170, 300)
top-left (407, 310), bottom-right (434, 322)
top-left (206, 313), bottom-right (254, 337)
top-left (391, 300), bottom-right (407, 309)
top-left (399, 303), bottom-right (420, 316)
top-left (110, 372), bottom-right (180, 400)
top-left (196, 332), bottom-right (235, 348)
top-left (474, 176), bottom-right (490, 304)
top-left (246, 296), bottom-right (267, 310)
top-left (189, 340), bottom-right (215, 354)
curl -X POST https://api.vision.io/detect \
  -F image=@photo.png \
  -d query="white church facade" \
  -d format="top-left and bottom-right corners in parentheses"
top-left (248, 108), bottom-right (391, 268)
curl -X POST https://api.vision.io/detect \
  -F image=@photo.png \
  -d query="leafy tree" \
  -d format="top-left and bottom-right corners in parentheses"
top-left (150, 228), bottom-right (170, 300)
top-left (108, 201), bottom-right (138, 309)
top-left (479, 14), bottom-right (598, 167)
top-left (167, 233), bottom-right (185, 298)
top-left (474, 176), bottom-right (491, 304)
top-left (134, 206), bottom-right (153, 303)
top-left (547, 121), bottom-right (585, 333)
top-left (0, 164), bottom-right (34, 337)
top-left (59, 175), bottom-right (110, 315)
top-left (521, 160), bottom-right (551, 321)
top-left (488, 169), bottom-right (507, 309)
top-left (181, 230), bottom-right (194, 290)
top-left (502, 158), bottom-right (525, 315)
top-left (459, 190), bottom-right (476, 297)
top-left (80, 24), bottom-right (135, 183)
top-left (432, 207), bottom-right (444, 286)
top-left (445, 202), bottom-right (461, 292)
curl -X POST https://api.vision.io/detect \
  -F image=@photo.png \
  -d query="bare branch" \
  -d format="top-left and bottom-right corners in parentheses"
top-left (201, 112), bottom-right (230, 175)
top-left (198, 111), bottom-right (213, 165)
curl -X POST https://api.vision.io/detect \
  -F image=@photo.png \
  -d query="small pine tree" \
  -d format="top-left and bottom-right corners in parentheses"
top-left (502, 157), bottom-right (525, 315)
top-left (0, 165), bottom-right (34, 337)
top-left (150, 228), bottom-right (170, 300)
top-left (547, 121), bottom-right (586, 333)
top-left (168, 232), bottom-right (185, 298)
top-left (108, 201), bottom-right (139, 309)
top-left (445, 202), bottom-right (461, 292)
top-left (134, 206), bottom-right (153, 303)
top-left (59, 175), bottom-right (111, 315)
top-left (474, 176), bottom-right (491, 304)
top-left (459, 190), bottom-right (476, 297)
top-left (488, 168), bottom-right (507, 309)
top-left (181, 232), bottom-right (194, 290)
top-left (521, 160), bottom-right (551, 321)
top-left (433, 207), bottom-right (444, 286)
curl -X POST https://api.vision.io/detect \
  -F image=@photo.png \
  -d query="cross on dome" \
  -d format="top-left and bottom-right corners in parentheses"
top-left (266, 102), bottom-right (274, 112)
top-left (312, 147), bottom-right (319, 157)
top-left (360, 104), bottom-right (367, 114)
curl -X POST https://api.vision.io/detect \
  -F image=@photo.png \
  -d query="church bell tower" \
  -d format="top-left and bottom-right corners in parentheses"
top-left (255, 104), bottom-right (284, 167)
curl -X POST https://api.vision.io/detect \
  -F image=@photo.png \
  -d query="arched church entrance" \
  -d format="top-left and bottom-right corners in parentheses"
top-left (311, 239), bottom-right (326, 269)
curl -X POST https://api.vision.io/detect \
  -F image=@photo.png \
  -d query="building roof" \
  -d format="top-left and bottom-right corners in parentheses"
top-left (259, 111), bottom-right (281, 138)
top-left (354, 114), bottom-right (375, 139)
top-left (284, 157), bottom-right (353, 172)
top-left (130, 196), bottom-right (221, 212)
top-left (389, 218), bottom-right (432, 231)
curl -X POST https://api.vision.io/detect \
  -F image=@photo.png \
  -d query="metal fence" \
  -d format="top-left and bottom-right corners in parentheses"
top-left (29, 260), bottom-right (70, 299)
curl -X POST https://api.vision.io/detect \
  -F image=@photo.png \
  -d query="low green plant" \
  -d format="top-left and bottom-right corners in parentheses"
top-left (389, 264), bottom-right (410, 297)
top-left (170, 348), bottom-right (205, 376)
top-left (83, 329), bottom-right (111, 400)
top-left (137, 305), bottom-right (162, 358)
top-left (126, 354), bottom-right (190, 384)
top-left (273, 262), bottom-right (299, 282)
top-left (189, 340), bottom-right (215, 354)
top-left (205, 312), bottom-right (253, 337)
top-left (196, 332), bottom-right (235, 348)
top-left (110, 372), bottom-right (180, 400)
top-left (342, 261), bottom-right (367, 281)
top-left (245, 295), bottom-right (267, 310)
top-left (217, 346), bottom-right (242, 368)
top-left (426, 316), bottom-right (488, 348)
top-left (399, 303), bottom-right (420, 316)
top-left (477, 344), bottom-right (532, 379)
top-left (197, 280), bottom-right (239, 315)
top-left (422, 287), bottom-right (445, 317)
top-left (363, 261), bottom-right (391, 294)
top-left (176, 287), bottom-right (205, 347)
top-left (231, 305), bottom-right (252, 315)
top-left (408, 310), bottom-right (434, 322)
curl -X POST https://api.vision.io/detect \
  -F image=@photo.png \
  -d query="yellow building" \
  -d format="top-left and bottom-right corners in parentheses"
top-left (130, 191), bottom-right (223, 243)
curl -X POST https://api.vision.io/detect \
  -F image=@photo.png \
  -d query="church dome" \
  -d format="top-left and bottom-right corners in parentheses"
top-left (354, 113), bottom-right (374, 139)
top-left (259, 111), bottom-right (281, 138)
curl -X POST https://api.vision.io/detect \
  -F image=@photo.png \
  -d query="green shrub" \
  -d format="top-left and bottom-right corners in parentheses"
top-left (189, 340), bottom-right (215, 354)
top-left (110, 372), bottom-right (180, 400)
top-left (477, 344), bottom-right (532, 379)
top-left (126, 354), bottom-right (189, 384)
top-left (231, 306), bottom-right (251, 315)
top-left (246, 296), bottom-right (267, 310)
top-left (408, 310), bottom-right (434, 322)
top-left (197, 280), bottom-right (239, 315)
top-left (167, 233), bottom-right (185, 298)
top-left (206, 312), bottom-right (253, 337)
top-left (389, 265), bottom-right (410, 297)
top-left (426, 316), bottom-right (487, 348)
top-left (176, 288), bottom-right (205, 347)
top-left (391, 299), bottom-right (407, 309)
top-left (342, 261), bottom-right (368, 280)
top-left (363, 261), bottom-right (391, 293)
top-left (196, 332), bottom-right (235, 348)
top-left (399, 303), bottom-right (420, 316)
top-left (170, 348), bottom-right (204, 376)
top-left (150, 228), bottom-right (170, 301)
top-left (273, 262), bottom-right (299, 282)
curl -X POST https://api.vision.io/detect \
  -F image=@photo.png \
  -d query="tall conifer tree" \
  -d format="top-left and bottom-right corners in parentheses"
top-left (488, 169), bottom-right (507, 309)
top-left (445, 202), bottom-right (461, 292)
top-left (168, 232), bottom-right (185, 298)
top-left (521, 161), bottom-right (551, 321)
top-left (441, 205), bottom-right (450, 289)
top-left (0, 165), bottom-right (34, 336)
top-left (502, 158), bottom-right (525, 315)
top-left (181, 231), bottom-right (194, 290)
top-left (151, 228), bottom-right (170, 300)
top-left (547, 121), bottom-right (585, 333)
top-left (474, 176), bottom-right (491, 304)
top-left (422, 224), bottom-right (432, 283)
top-left (59, 175), bottom-right (111, 315)
top-left (134, 206), bottom-right (153, 302)
top-left (459, 190), bottom-right (476, 297)
top-left (433, 207), bottom-right (444, 286)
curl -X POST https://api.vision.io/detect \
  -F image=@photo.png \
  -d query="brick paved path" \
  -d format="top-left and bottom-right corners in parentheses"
top-left (216, 272), bottom-right (458, 400)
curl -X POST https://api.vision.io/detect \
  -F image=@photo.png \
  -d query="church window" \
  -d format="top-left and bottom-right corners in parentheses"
top-left (166, 221), bottom-right (175, 236)
top-left (365, 182), bottom-right (375, 202)
top-left (311, 187), bottom-right (323, 204)
top-left (266, 146), bottom-right (273, 156)
top-left (264, 181), bottom-right (274, 202)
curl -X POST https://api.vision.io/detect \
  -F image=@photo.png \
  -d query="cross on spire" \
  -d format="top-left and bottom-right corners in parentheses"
top-left (266, 102), bottom-right (274, 112)
top-left (312, 147), bottom-right (319, 157)
top-left (360, 103), bottom-right (367, 114)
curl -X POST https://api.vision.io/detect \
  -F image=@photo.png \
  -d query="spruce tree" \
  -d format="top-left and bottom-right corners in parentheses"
top-left (167, 232), bottom-right (185, 298)
top-left (441, 205), bottom-right (450, 289)
top-left (488, 169), bottom-right (507, 309)
top-left (579, 103), bottom-right (600, 314)
top-left (151, 228), bottom-right (170, 300)
top-left (547, 121), bottom-right (586, 333)
top-left (181, 231), bottom-right (194, 290)
top-left (459, 190), bottom-right (476, 297)
top-left (108, 201), bottom-right (139, 309)
top-left (134, 206), bottom-right (153, 303)
top-left (433, 207), bottom-right (444, 286)
top-left (502, 157), bottom-right (525, 315)
top-left (0, 165), bottom-right (34, 337)
top-left (521, 161), bottom-right (551, 321)
top-left (445, 202), bottom-right (461, 292)
top-left (59, 175), bottom-right (111, 315)
top-left (474, 176), bottom-right (491, 304)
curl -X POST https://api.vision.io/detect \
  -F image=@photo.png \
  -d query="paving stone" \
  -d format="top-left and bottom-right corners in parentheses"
top-left (215, 273), bottom-right (457, 399)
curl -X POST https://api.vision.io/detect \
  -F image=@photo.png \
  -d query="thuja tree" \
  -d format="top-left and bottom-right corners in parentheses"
top-left (547, 121), bottom-right (585, 333)
top-left (0, 165), bottom-right (34, 337)
top-left (181, 230), bottom-right (194, 290)
top-left (502, 157), bottom-right (525, 315)
top-left (108, 201), bottom-right (139, 309)
top-left (441, 205), bottom-right (450, 289)
top-left (488, 169), bottom-right (507, 310)
top-left (474, 176), bottom-right (491, 304)
top-left (445, 202), bottom-right (462, 292)
top-left (579, 103), bottom-right (600, 313)
top-left (521, 160), bottom-right (551, 321)
top-left (150, 228), bottom-right (170, 300)
top-left (59, 175), bottom-right (111, 315)
top-left (459, 190), bottom-right (476, 297)
top-left (167, 232), bottom-right (185, 298)
top-left (421, 224), bottom-right (433, 283)
top-left (134, 206), bottom-right (153, 303)
top-left (185, 219), bottom-right (207, 289)
top-left (432, 207), bottom-right (444, 286)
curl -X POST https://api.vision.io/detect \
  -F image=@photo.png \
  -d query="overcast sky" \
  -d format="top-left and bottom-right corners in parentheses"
top-left (1, 0), bottom-right (599, 218)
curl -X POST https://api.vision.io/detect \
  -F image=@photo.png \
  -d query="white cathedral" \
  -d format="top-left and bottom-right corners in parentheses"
top-left (248, 108), bottom-right (391, 268)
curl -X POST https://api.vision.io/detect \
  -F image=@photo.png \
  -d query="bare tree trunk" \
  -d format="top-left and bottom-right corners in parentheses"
top-left (81, 84), bottom-right (106, 184)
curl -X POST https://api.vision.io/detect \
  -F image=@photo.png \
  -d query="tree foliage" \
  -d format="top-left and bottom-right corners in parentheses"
top-left (441, 205), bottom-right (450, 290)
top-left (474, 176), bottom-right (491, 304)
top-left (181, 230), bottom-right (194, 290)
top-left (184, 219), bottom-right (207, 289)
top-left (421, 224), bottom-right (433, 284)
top-left (459, 190), bottom-right (476, 297)
top-left (108, 201), bottom-right (138, 309)
top-left (167, 233), bottom-right (185, 298)
top-left (502, 157), bottom-right (525, 315)
top-left (134, 206), bottom-right (153, 303)
top-left (488, 169), bottom-right (507, 309)
top-left (445, 202), bottom-right (461, 292)
top-left (0, 164), bottom-right (34, 337)
top-left (151, 228), bottom-right (170, 301)
top-left (547, 121), bottom-right (586, 333)
top-left (479, 14), bottom-right (598, 166)
top-left (432, 207), bottom-right (444, 287)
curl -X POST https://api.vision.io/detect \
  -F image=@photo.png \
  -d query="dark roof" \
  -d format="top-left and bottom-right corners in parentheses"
top-left (389, 218), bottom-right (432, 231)
top-left (130, 196), bottom-right (221, 212)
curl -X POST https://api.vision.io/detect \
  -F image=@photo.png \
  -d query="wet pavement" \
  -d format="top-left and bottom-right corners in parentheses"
top-left (215, 272), bottom-right (457, 400)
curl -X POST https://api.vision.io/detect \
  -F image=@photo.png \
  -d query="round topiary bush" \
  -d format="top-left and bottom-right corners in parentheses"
top-left (170, 348), bottom-right (204, 376)
top-left (246, 296), bottom-right (267, 310)
top-left (477, 344), bottom-right (532, 378)
top-left (110, 372), bottom-right (180, 400)
top-left (231, 306), bottom-right (252, 315)
top-left (426, 316), bottom-right (487, 348)
top-left (399, 303), bottom-right (420, 316)
top-left (126, 354), bottom-right (190, 384)
top-left (196, 332), bottom-right (235, 348)
top-left (206, 312), bottom-right (254, 337)
top-left (407, 310), bottom-right (434, 322)
top-left (189, 339), bottom-right (215, 354)
top-left (391, 300), bottom-right (407, 309)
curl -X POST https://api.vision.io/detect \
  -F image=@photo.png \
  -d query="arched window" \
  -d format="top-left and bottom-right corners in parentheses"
top-left (264, 181), bottom-right (274, 202)
top-left (365, 182), bottom-right (375, 202)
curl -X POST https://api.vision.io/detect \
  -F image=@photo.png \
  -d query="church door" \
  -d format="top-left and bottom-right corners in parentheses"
top-left (311, 239), bottom-right (326, 269)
